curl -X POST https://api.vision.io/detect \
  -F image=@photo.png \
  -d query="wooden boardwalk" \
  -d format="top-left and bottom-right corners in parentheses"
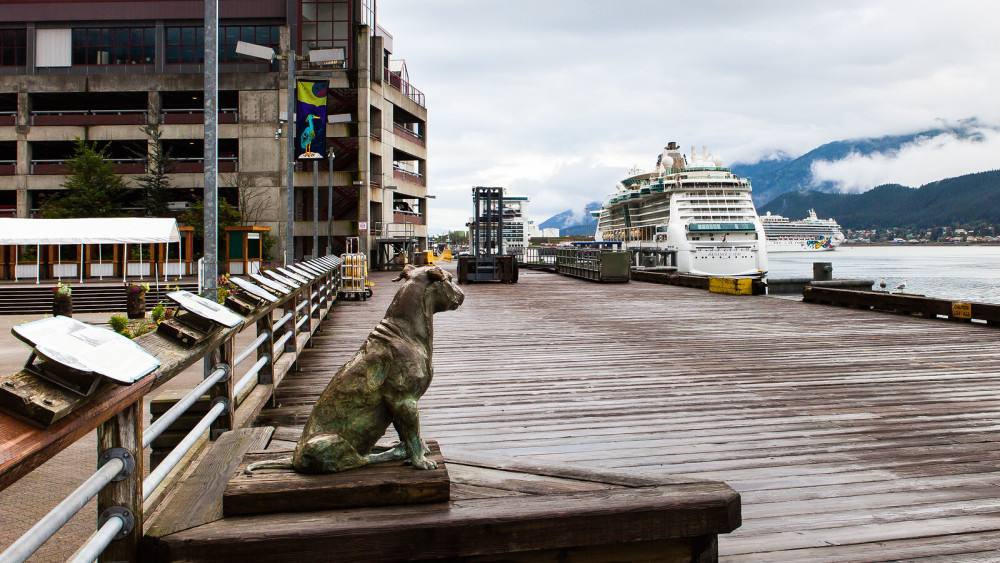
top-left (259, 266), bottom-right (1000, 562)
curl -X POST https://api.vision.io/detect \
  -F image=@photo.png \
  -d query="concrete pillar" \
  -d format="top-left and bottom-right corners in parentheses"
top-left (356, 22), bottom-right (372, 257)
top-left (16, 92), bottom-right (29, 217)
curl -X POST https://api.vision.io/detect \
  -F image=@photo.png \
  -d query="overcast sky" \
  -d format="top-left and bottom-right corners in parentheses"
top-left (377, 0), bottom-right (1000, 233)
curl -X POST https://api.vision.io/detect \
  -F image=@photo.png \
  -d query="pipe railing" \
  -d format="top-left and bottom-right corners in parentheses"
top-left (0, 254), bottom-right (343, 562)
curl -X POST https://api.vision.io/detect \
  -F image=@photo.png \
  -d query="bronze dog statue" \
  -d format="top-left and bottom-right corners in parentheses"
top-left (246, 264), bottom-right (464, 474)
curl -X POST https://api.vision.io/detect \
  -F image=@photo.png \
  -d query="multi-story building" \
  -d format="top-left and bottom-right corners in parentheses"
top-left (0, 0), bottom-right (428, 265)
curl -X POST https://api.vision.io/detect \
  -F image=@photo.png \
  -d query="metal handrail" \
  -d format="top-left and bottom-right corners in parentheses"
top-left (144, 401), bottom-right (227, 500)
top-left (234, 356), bottom-right (270, 397)
top-left (71, 517), bottom-right (125, 563)
top-left (274, 330), bottom-right (294, 351)
top-left (0, 256), bottom-right (343, 562)
top-left (272, 311), bottom-right (293, 332)
top-left (143, 364), bottom-right (228, 448)
top-left (0, 458), bottom-right (125, 562)
top-left (234, 333), bottom-right (269, 366)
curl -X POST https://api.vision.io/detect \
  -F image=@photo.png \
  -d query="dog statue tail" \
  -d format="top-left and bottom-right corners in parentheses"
top-left (244, 456), bottom-right (294, 475)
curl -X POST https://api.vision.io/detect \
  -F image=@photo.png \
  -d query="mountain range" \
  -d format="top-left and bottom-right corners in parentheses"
top-left (538, 120), bottom-right (998, 235)
top-left (760, 170), bottom-right (1000, 230)
top-left (730, 119), bottom-right (992, 205)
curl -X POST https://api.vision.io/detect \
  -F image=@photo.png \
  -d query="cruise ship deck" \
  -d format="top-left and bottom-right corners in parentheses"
top-left (260, 265), bottom-right (1000, 561)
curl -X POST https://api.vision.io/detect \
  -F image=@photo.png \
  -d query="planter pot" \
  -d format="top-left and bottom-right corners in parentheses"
top-left (52, 295), bottom-right (73, 317)
top-left (127, 292), bottom-right (146, 319)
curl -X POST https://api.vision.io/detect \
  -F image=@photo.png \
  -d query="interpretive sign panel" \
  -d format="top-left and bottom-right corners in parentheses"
top-left (263, 270), bottom-right (299, 288)
top-left (12, 316), bottom-right (160, 384)
top-left (229, 277), bottom-right (279, 303)
top-left (276, 267), bottom-right (308, 284)
top-left (250, 272), bottom-right (292, 294)
top-left (167, 291), bottom-right (243, 328)
top-left (285, 265), bottom-right (316, 279)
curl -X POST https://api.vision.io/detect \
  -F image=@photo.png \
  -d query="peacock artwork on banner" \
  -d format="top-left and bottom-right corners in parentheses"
top-left (295, 80), bottom-right (328, 160)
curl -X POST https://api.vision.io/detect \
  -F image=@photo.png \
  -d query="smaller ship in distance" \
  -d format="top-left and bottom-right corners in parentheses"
top-left (760, 209), bottom-right (845, 252)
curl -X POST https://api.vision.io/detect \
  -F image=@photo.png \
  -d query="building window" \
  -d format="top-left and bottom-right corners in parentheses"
top-left (71, 27), bottom-right (154, 65)
top-left (0, 29), bottom-right (27, 66)
top-left (167, 25), bottom-right (279, 63)
top-left (222, 25), bottom-right (280, 62)
top-left (300, 0), bottom-right (350, 55)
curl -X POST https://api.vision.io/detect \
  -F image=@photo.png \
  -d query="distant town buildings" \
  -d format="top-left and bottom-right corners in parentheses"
top-left (0, 0), bottom-right (429, 263)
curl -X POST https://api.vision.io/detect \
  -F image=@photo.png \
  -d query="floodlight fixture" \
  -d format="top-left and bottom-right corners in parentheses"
top-left (425, 195), bottom-right (437, 199)
top-left (235, 41), bottom-right (276, 62)
top-left (308, 47), bottom-right (346, 64)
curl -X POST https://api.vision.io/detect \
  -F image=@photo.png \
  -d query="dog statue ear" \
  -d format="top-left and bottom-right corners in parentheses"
top-left (392, 264), bottom-right (417, 282)
top-left (427, 266), bottom-right (447, 282)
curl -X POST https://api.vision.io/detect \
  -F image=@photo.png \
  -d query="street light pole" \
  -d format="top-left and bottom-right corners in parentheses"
top-left (203, 0), bottom-right (218, 300)
top-left (327, 150), bottom-right (334, 256)
top-left (236, 41), bottom-right (342, 265)
top-left (312, 159), bottom-right (319, 258)
top-left (285, 49), bottom-right (295, 266)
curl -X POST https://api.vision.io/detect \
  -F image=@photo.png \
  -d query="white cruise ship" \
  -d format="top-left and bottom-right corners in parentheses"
top-left (760, 210), bottom-right (845, 252)
top-left (594, 142), bottom-right (768, 276)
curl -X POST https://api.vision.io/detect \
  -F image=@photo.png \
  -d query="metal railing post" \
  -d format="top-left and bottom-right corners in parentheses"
top-left (95, 401), bottom-right (142, 562)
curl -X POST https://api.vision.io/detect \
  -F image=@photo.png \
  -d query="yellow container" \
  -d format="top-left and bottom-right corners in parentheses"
top-left (709, 277), bottom-right (753, 295)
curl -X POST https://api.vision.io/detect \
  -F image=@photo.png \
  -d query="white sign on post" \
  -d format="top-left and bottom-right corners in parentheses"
top-left (359, 221), bottom-right (368, 232)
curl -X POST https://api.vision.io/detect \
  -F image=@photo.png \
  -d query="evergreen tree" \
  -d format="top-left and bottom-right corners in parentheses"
top-left (40, 138), bottom-right (130, 218)
top-left (178, 198), bottom-right (242, 260)
top-left (134, 124), bottom-right (173, 217)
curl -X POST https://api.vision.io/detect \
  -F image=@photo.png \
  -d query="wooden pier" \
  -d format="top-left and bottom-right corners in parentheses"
top-left (155, 266), bottom-right (1000, 561)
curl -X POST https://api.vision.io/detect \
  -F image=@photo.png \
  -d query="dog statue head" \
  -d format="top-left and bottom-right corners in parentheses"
top-left (392, 264), bottom-right (465, 315)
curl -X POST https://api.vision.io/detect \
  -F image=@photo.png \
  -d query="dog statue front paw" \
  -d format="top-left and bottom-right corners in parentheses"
top-left (410, 457), bottom-right (438, 470)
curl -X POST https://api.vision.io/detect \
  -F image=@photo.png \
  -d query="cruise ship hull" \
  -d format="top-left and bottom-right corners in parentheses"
top-left (595, 143), bottom-right (768, 277)
top-left (766, 235), bottom-right (843, 252)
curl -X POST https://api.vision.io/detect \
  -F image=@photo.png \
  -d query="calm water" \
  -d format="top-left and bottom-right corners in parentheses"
top-left (766, 245), bottom-right (1000, 305)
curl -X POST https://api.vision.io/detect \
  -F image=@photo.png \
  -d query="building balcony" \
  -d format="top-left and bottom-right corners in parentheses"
top-left (161, 109), bottom-right (238, 124)
top-left (384, 68), bottom-right (425, 108)
top-left (171, 157), bottom-right (238, 173)
top-left (31, 109), bottom-right (147, 126)
top-left (393, 210), bottom-right (425, 225)
top-left (30, 158), bottom-right (146, 175)
top-left (393, 167), bottom-right (424, 186)
top-left (393, 124), bottom-right (425, 147)
top-left (0, 113), bottom-right (15, 127)
top-left (0, 162), bottom-right (14, 175)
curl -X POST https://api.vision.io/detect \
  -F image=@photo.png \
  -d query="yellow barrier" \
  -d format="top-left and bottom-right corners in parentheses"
top-left (441, 249), bottom-right (452, 261)
top-left (709, 277), bottom-right (753, 295)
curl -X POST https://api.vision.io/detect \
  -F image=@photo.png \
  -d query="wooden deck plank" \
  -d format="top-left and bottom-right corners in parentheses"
top-left (253, 267), bottom-right (1000, 561)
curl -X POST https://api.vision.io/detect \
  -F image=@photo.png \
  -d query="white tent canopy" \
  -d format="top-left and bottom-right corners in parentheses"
top-left (1, 218), bottom-right (184, 284)
top-left (0, 218), bottom-right (180, 245)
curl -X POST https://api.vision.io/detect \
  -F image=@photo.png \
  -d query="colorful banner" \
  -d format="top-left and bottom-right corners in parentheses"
top-left (295, 80), bottom-right (328, 160)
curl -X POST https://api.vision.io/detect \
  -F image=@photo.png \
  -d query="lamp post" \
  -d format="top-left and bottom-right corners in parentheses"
top-left (235, 41), bottom-right (344, 265)
top-left (203, 0), bottom-right (218, 301)
top-left (327, 150), bottom-right (334, 256)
